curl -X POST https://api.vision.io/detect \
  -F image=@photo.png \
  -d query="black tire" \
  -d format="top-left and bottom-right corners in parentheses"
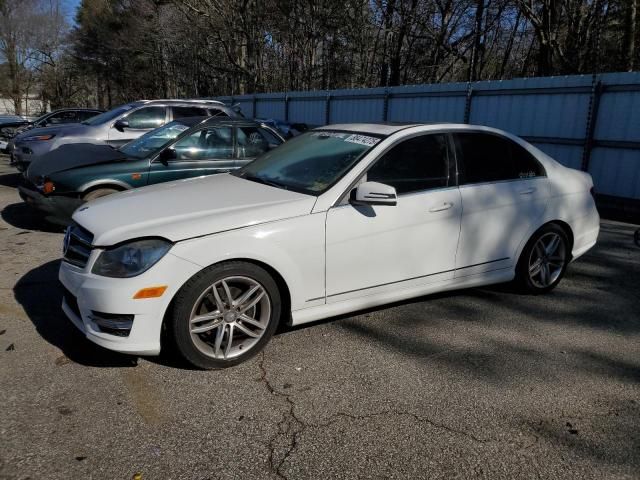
top-left (515, 223), bottom-right (570, 294)
top-left (82, 187), bottom-right (120, 202)
top-left (168, 261), bottom-right (281, 369)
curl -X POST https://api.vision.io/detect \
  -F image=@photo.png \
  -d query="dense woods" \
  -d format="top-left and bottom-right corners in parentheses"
top-left (1, 0), bottom-right (639, 113)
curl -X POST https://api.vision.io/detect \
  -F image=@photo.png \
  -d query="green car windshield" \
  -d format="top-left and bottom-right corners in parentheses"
top-left (118, 121), bottom-right (191, 159)
top-left (233, 130), bottom-right (382, 196)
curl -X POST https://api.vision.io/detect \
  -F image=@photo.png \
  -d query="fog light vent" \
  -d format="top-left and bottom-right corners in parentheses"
top-left (89, 311), bottom-right (134, 337)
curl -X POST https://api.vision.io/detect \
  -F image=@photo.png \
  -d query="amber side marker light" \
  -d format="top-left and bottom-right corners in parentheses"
top-left (133, 285), bottom-right (168, 299)
top-left (42, 181), bottom-right (55, 194)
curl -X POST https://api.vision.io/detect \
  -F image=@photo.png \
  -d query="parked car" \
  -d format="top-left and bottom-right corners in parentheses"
top-left (19, 117), bottom-right (284, 224)
top-left (2, 108), bottom-right (103, 143)
top-left (10, 100), bottom-right (239, 171)
top-left (58, 123), bottom-right (600, 369)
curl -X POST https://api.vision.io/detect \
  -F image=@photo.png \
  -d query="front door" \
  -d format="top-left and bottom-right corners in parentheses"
top-left (147, 126), bottom-right (236, 185)
top-left (325, 133), bottom-right (462, 302)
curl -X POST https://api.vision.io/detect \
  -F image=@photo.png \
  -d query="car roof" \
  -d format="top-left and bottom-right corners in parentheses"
top-left (315, 122), bottom-right (512, 137)
top-left (173, 116), bottom-right (269, 127)
top-left (315, 123), bottom-right (424, 135)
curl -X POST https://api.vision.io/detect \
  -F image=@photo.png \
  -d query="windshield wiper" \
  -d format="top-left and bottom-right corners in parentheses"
top-left (242, 174), bottom-right (288, 190)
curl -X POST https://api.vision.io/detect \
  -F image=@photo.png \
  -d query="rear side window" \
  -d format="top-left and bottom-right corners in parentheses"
top-left (366, 134), bottom-right (450, 195)
top-left (172, 106), bottom-right (208, 118)
top-left (236, 126), bottom-right (282, 158)
top-left (209, 108), bottom-right (229, 117)
top-left (125, 106), bottom-right (166, 129)
top-left (455, 132), bottom-right (545, 184)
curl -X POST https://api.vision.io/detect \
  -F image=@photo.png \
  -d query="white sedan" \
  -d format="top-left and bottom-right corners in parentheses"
top-left (59, 123), bottom-right (600, 368)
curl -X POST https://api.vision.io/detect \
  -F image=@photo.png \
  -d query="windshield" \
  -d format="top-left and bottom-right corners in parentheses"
top-left (118, 121), bottom-right (191, 159)
top-left (233, 130), bottom-right (382, 195)
top-left (82, 103), bottom-right (141, 126)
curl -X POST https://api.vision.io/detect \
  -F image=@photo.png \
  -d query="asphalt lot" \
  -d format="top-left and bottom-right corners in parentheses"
top-left (0, 156), bottom-right (638, 480)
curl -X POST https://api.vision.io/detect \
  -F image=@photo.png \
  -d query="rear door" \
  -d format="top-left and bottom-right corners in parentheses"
top-left (107, 106), bottom-right (168, 147)
top-left (147, 125), bottom-right (235, 185)
top-left (452, 132), bottom-right (549, 277)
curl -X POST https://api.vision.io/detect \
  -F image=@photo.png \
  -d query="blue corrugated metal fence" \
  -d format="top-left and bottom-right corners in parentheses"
top-left (217, 72), bottom-right (640, 213)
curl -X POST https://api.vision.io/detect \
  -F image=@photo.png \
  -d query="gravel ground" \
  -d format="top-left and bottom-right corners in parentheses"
top-left (0, 156), bottom-right (638, 480)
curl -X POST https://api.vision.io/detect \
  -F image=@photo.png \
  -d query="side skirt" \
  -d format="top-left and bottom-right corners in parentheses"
top-left (291, 267), bottom-right (514, 326)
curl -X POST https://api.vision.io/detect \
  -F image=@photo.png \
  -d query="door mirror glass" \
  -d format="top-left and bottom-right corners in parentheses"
top-left (114, 119), bottom-right (129, 132)
top-left (350, 181), bottom-right (397, 206)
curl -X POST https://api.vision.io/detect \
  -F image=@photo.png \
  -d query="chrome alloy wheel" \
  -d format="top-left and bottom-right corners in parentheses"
top-left (188, 276), bottom-right (271, 359)
top-left (528, 232), bottom-right (567, 288)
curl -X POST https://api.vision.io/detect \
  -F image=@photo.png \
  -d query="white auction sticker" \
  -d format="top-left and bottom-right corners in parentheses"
top-left (344, 134), bottom-right (380, 146)
top-left (311, 132), bottom-right (348, 139)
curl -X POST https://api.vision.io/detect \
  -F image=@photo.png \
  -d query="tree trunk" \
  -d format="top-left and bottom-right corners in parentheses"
top-left (626, 0), bottom-right (637, 71)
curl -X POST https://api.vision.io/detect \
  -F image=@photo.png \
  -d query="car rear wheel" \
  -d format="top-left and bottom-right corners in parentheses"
top-left (516, 224), bottom-right (570, 294)
top-left (82, 188), bottom-right (120, 202)
top-left (168, 261), bottom-right (281, 369)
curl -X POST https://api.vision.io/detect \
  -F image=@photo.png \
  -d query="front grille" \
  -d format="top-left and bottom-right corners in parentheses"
top-left (89, 311), bottom-right (134, 337)
top-left (61, 285), bottom-right (81, 318)
top-left (63, 225), bottom-right (94, 268)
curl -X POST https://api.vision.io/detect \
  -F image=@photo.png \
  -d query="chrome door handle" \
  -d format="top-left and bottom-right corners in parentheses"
top-left (429, 202), bottom-right (454, 212)
top-left (519, 188), bottom-right (536, 195)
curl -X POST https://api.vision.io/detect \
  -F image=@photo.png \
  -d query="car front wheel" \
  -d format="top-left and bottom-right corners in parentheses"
top-left (516, 224), bottom-right (570, 294)
top-left (168, 261), bottom-right (281, 369)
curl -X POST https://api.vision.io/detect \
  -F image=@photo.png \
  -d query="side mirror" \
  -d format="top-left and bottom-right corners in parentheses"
top-left (114, 119), bottom-right (129, 132)
top-left (350, 181), bottom-right (397, 206)
top-left (158, 147), bottom-right (176, 164)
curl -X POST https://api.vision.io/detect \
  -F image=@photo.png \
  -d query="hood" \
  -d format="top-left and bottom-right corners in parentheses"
top-left (27, 143), bottom-right (128, 179)
top-left (72, 174), bottom-right (316, 246)
top-left (15, 123), bottom-right (93, 142)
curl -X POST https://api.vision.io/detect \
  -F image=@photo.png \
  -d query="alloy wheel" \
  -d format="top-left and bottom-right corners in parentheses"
top-left (528, 232), bottom-right (566, 288)
top-left (188, 276), bottom-right (271, 359)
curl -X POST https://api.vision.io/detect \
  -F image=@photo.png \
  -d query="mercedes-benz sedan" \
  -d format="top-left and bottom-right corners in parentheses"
top-left (59, 123), bottom-right (600, 369)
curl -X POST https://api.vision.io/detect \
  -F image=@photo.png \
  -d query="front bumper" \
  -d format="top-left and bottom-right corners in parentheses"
top-left (18, 185), bottom-right (82, 225)
top-left (58, 251), bottom-right (201, 356)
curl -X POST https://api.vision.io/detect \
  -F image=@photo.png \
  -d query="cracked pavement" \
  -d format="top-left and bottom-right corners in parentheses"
top-left (0, 157), bottom-right (639, 479)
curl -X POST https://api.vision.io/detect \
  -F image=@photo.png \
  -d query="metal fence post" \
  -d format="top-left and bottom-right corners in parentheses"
top-left (582, 79), bottom-right (603, 172)
top-left (325, 94), bottom-right (332, 125)
top-left (284, 95), bottom-right (289, 122)
top-left (464, 87), bottom-right (474, 124)
top-left (383, 89), bottom-right (390, 122)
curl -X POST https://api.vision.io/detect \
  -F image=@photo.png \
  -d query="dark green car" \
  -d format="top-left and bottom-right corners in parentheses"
top-left (19, 117), bottom-right (285, 224)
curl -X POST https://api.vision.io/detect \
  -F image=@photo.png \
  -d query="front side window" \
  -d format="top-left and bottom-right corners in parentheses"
top-left (234, 130), bottom-right (382, 195)
top-left (172, 126), bottom-right (233, 160)
top-left (366, 134), bottom-right (449, 194)
top-left (455, 132), bottom-right (544, 184)
top-left (119, 121), bottom-right (191, 159)
top-left (125, 106), bottom-right (166, 129)
top-left (45, 111), bottom-right (77, 125)
top-left (77, 111), bottom-right (100, 121)
top-left (82, 103), bottom-right (143, 126)
top-left (236, 126), bottom-right (282, 158)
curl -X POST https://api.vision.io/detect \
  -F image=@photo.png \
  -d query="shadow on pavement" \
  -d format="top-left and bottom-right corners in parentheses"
top-left (2, 202), bottom-right (64, 233)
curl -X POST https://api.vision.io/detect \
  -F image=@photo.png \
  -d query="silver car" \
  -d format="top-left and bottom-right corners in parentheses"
top-left (10, 99), bottom-right (240, 171)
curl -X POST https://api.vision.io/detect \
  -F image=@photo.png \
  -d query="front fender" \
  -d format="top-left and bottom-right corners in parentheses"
top-left (169, 213), bottom-right (326, 311)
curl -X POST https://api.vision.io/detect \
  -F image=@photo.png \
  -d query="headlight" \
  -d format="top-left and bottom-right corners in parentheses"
top-left (91, 238), bottom-right (172, 278)
top-left (22, 134), bottom-right (55, 141)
